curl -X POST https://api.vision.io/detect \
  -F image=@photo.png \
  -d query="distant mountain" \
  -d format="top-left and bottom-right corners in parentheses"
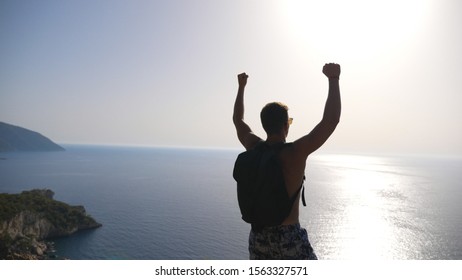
top-left (0, 122), bottom-right (65, 152)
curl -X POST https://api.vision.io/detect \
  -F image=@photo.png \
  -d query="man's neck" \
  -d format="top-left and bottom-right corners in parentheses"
top-left (266, 134), bottom-right (286, 145)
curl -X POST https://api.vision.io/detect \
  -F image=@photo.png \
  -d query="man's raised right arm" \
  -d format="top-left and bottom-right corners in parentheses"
top-left (233, 73), bottom-right (262, 150)
top-left (293, 63), bottom-right (341, 159)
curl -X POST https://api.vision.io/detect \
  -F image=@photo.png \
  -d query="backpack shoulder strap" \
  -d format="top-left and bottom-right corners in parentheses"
top-left (289, 175), bottom-right (306, 207)
top-left (301, 176), bottom-right (306, 207)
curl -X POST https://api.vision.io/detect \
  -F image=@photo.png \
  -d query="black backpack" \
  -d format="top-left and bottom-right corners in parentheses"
top-left (233, 141), bottom-right (305, 228)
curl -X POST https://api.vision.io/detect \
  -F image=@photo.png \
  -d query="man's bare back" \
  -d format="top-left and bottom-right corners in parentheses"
top-left (279, 145), bottom-right (306, 225)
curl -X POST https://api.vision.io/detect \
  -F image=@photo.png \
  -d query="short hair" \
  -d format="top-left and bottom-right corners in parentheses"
top-left (260, 102), bottom-right (289, 135)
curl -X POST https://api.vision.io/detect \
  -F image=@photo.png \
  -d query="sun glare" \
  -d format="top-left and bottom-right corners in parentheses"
top-left (314, 154), bottom-right (404, 259)
top-left (281, 0), bottom-right (432, 61)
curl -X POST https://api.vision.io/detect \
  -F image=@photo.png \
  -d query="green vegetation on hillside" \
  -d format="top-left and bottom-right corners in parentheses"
top-left (0, 189), bottom-right (100, 233)
top-left (1, 189), bottom-right (101, 259)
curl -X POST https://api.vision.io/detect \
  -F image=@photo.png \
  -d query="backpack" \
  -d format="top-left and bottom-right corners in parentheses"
top-left (232, 141), bottom-right (306, 228)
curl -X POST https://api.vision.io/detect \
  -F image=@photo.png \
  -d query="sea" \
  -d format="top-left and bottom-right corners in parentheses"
top-left (0, 145), bottom-right (461, 260)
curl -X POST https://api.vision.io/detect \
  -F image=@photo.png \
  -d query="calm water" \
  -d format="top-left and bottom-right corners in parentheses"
top-left (0, 145), bottom-right (461, 260)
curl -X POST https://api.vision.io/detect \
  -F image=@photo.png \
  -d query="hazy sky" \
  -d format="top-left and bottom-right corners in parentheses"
top-left (1, 0), bottom-right (461, 155)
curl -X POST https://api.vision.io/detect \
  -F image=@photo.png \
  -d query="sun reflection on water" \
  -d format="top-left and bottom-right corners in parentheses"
top-left (304, 154), bottom-right (435, 259)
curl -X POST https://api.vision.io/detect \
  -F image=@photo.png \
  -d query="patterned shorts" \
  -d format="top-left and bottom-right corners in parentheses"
top-left (249, 223), bottom-right (317, 260)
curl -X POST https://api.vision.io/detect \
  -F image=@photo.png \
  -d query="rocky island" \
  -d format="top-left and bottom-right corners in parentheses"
top-left (0, 122), bottom-right (65, 152)
top-left (0, 189), bottom-right (101, 259)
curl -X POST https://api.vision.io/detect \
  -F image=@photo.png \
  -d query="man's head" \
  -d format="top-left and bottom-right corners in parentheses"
top-left (260, 102), bottom-right (290, 136)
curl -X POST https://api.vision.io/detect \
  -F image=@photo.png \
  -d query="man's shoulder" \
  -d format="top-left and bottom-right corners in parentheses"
top-left (280, 142), bottom-right (306, 164)
top-left (280, 142), bottom-right (295, 151)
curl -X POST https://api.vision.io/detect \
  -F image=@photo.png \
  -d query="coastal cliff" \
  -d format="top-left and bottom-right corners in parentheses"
top-left (0, 122), bottom-right (64, 152)
top-left (0, 189), bottom-right (101, 259)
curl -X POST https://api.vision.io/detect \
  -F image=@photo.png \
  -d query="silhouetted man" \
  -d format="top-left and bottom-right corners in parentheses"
top-left (233, 63), bottom-right (341, 259)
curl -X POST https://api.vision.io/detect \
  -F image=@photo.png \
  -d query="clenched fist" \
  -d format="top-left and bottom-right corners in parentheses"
top-left (238, 72), bottom-right (249, 87)
top-left (323, 63), bottom-right (341, 79)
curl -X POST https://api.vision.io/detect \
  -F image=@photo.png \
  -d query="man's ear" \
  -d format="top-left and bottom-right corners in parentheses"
top-left (284, 123), bottom-right (289, 136)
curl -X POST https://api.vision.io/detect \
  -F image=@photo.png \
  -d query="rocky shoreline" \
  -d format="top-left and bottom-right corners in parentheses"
top-left (0, 189), bottom-right (102, 260)
top-left (4, 238), bottom-right (58, 260)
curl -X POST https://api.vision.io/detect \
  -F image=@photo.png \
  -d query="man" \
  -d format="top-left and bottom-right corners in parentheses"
top-left (232, 63), bottom-right (341, 259)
